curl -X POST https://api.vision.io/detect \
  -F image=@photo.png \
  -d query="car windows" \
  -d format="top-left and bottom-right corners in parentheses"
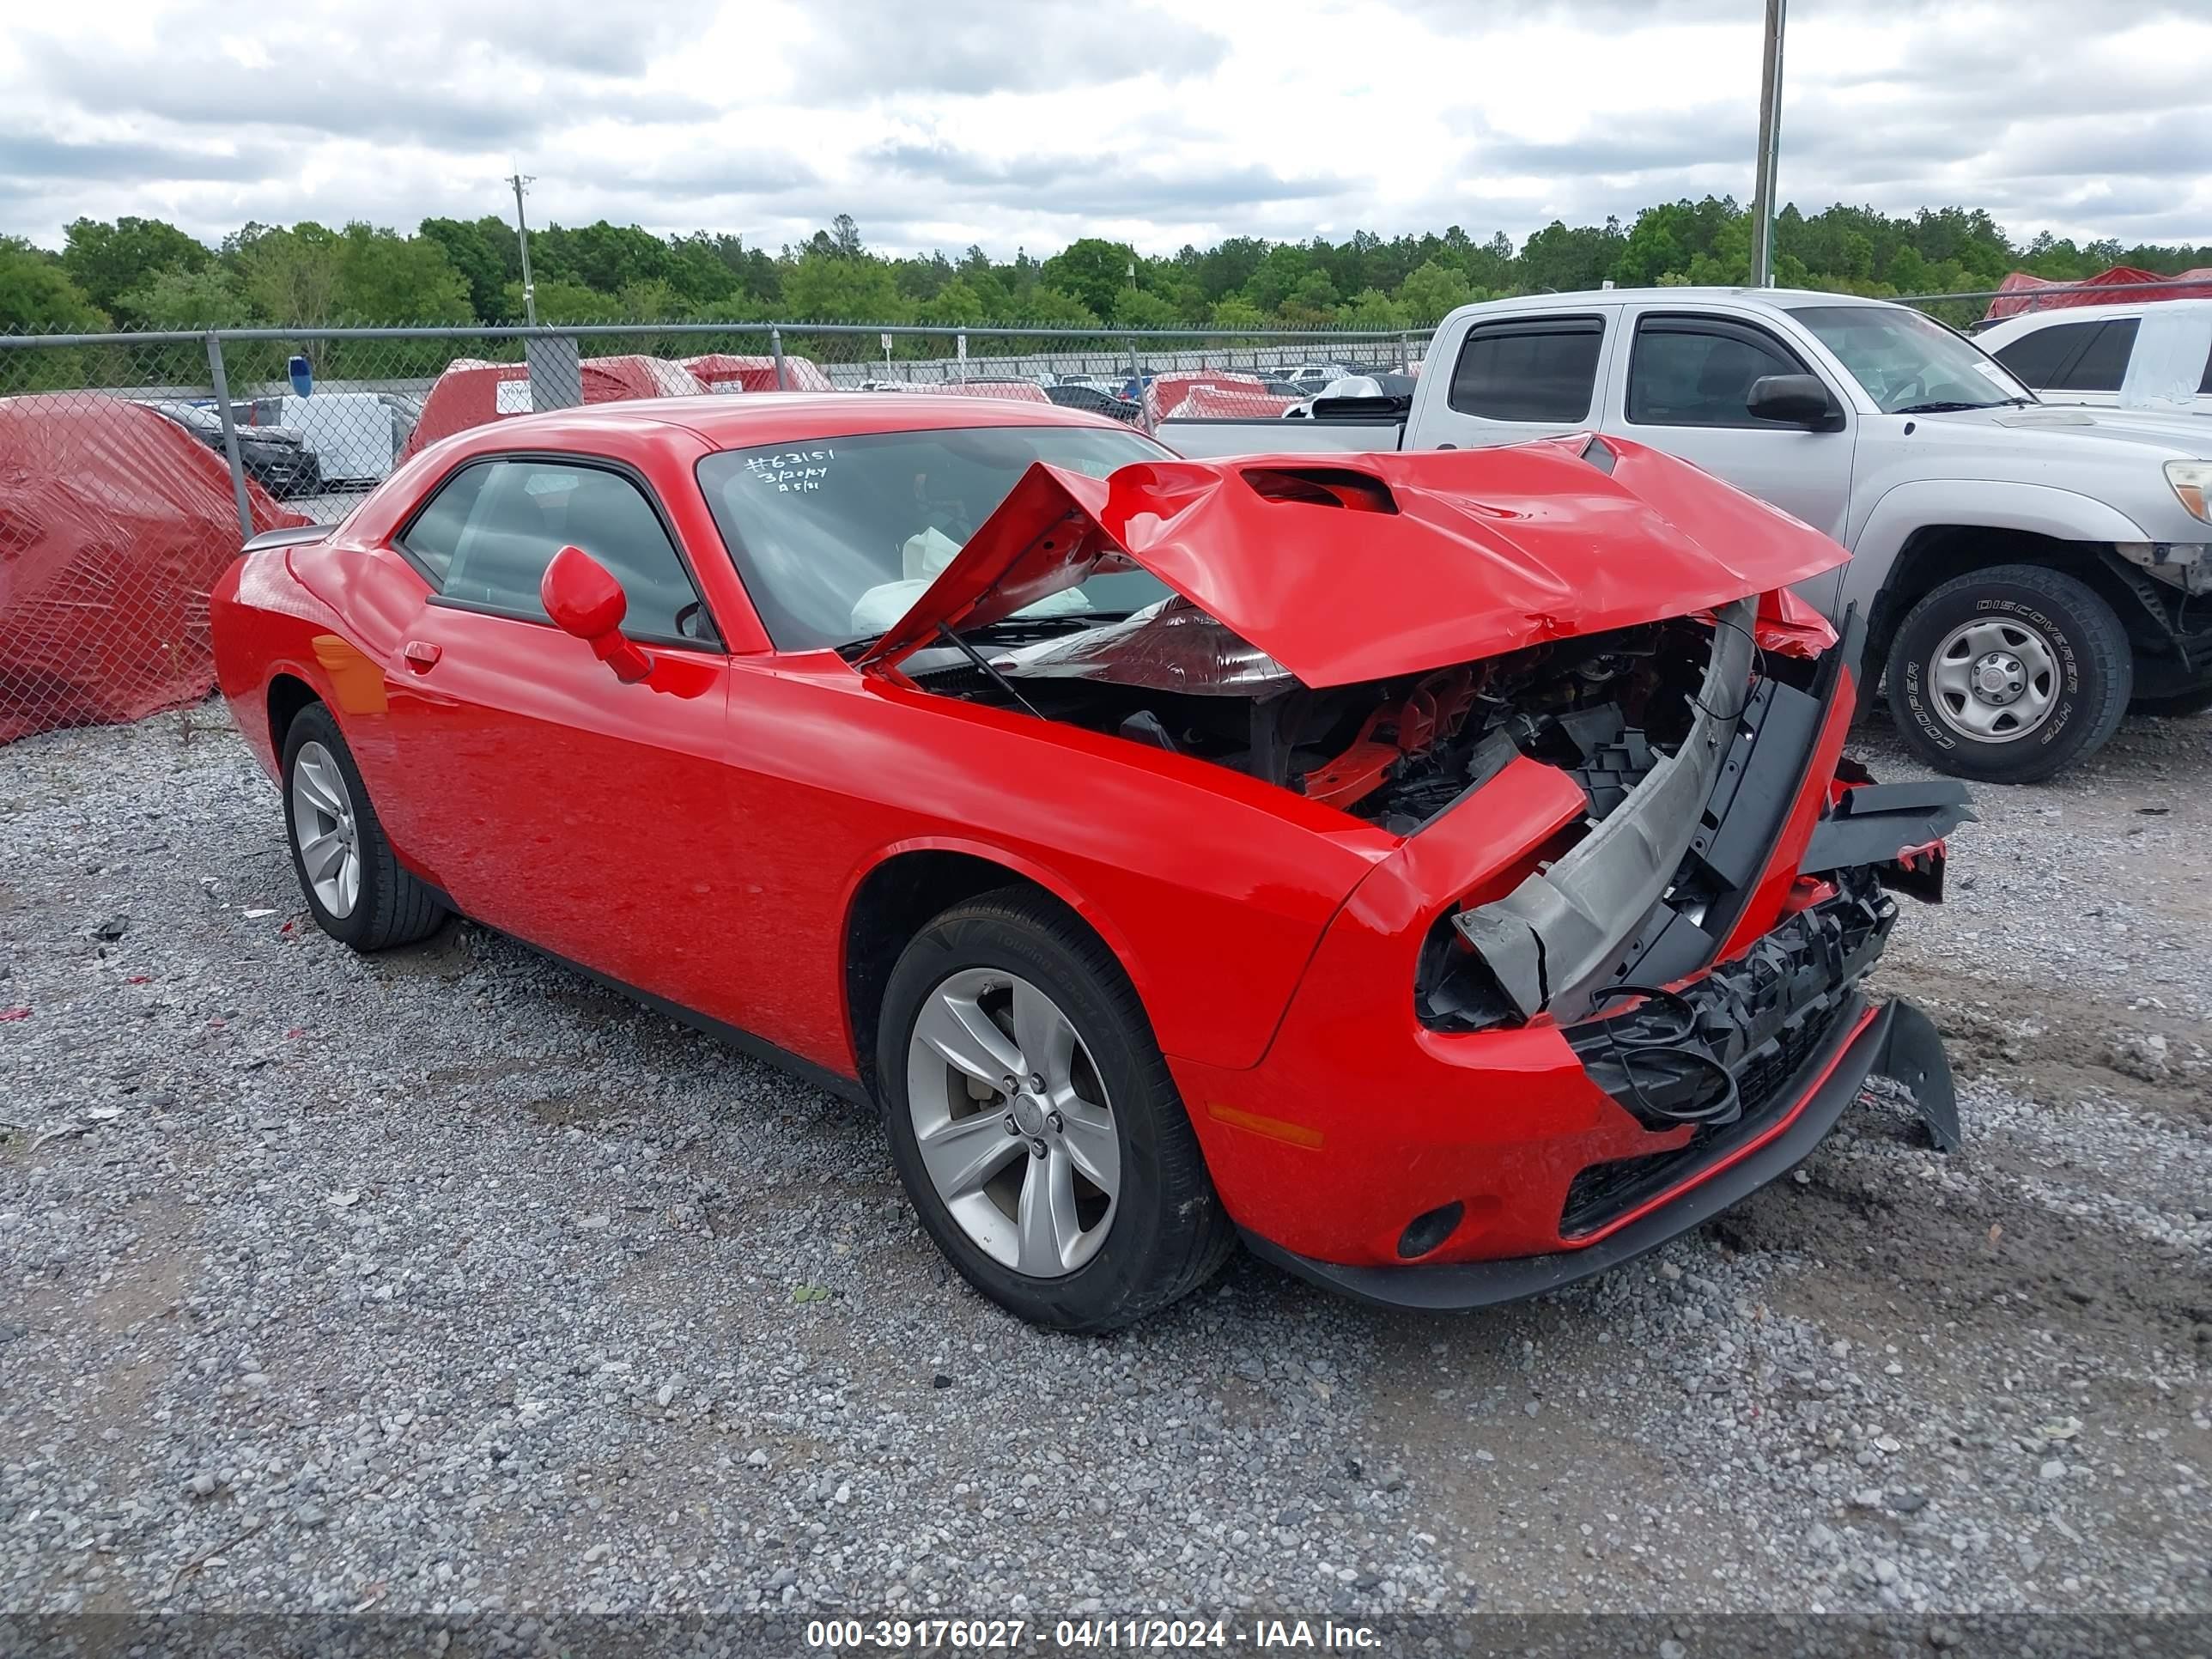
top-left (1992, 321), bottom-right (2093, 388)
top-left (1626, 319), bottom-right (1805, 427)
top-left (2052, 319), bottom-right (2137, 392)
top-left (1993, 319), bottom-right (2138, 392)
top-left (1447, 319), bottom-right (1604, 422)
top-left (2202, 340), bottom-right (2212, 396)
top-left (396, 463), bottom-right (490, 585)
top-left (402, 458), bottom-right (711, 642)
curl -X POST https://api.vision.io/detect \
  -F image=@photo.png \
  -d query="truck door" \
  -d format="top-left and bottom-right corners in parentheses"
top-left (1604, 307), bottom-right (1857, 545)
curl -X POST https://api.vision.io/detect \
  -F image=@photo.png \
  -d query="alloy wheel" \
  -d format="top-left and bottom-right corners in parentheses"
top-left (290, 739), bottom-right (362, 918)
top-left (905, 968), bottom-right (1121, 1278)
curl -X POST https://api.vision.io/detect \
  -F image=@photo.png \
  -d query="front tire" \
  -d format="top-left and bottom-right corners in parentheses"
top-left (1885, 563), bottom-right (2130, 784)
top-left (877, 890), bottom-right (1235, 1332)
top-left (280, 702), bottom-right (447, 951)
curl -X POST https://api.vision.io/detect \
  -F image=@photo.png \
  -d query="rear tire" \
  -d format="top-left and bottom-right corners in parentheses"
top-left (1884, 563), bottom-right (2130, 784)
top-left (877, 889), bottom-right (1235, 1332)
top-left (280, 702), bottom-right (447, 951)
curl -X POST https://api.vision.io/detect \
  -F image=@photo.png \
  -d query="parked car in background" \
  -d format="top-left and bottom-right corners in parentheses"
top-left (210, 393), bottom-right (1965, 1330)
top-left (1043, 382), bottom-right (1141, 422)
top-left (399, 356), bottom-right (708, 462)
top-left (1978, 300), bottom-right (2212, 416)
top-left (1, 396), bottom-right (306, 743)
top-left (681, 353), bottom-right (836, 393)
top-left (243, 392), bottom-right (404, 487)
top-left (144, 399), bottom-right (321, 499)
top-left (1163, 289), bottom-right (2212, 772)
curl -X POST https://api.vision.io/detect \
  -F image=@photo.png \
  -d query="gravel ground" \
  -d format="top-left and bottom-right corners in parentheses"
top-left (1, 702), bottom-right (2207, 1629)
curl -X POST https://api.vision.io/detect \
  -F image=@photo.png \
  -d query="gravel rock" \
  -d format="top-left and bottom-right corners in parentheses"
top-left (2, 705), bottom-right (2208, 1619)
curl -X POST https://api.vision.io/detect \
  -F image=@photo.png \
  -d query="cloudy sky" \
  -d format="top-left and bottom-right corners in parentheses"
top-left (4, 0), bottom-right (2209, 257)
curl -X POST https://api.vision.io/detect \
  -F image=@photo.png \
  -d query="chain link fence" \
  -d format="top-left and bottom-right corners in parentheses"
top-left (3, 275), bottom-right (2189, 745)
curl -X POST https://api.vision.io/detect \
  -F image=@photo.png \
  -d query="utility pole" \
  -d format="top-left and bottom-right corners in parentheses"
top-left (509, 171), bottom-right (538, 326)
top-left (1747, 0), bottom-right (1786, 287)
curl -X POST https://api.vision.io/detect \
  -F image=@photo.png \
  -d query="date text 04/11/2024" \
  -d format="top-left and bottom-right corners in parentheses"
top-left (802, 1619), bottom-right (1382, 1650)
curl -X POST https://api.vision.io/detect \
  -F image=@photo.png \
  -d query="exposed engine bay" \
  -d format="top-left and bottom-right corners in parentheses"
top-left (909, 599), bottom-right (1738, 836)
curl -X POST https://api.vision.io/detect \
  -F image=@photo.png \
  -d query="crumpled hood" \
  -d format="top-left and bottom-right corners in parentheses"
top-left (856, 434), bottom-right (1850, 688)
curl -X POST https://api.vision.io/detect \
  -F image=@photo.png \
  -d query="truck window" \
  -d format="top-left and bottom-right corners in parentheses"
top-left (1992, 320), bottom-right (2095, 387)
top-left (2051, 319), bottom-right (2137, 392)
top-left (1447, 318), bottom-right (1603, 422)
top-left (1626, 318), bottom-right (1808, 428)
top-left (1993, 318), bottom-right (2136, 392)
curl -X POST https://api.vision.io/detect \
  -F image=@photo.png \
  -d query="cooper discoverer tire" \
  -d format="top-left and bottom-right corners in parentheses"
top-left (877, 888), bottom-right (1235, 1332)
top-left (1884, 563), bottom-right (2130, 784)
top-left (280, 702), bottom-right (447, 951)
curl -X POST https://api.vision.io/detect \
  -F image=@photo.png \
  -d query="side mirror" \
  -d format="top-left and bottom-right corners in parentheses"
top-left (1747, 374), bottom-right (1844, 430)
top-left (541, 545), bottom-right (653, 684)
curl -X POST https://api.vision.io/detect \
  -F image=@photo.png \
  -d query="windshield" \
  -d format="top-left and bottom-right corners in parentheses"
top-left (696, 424), bottom-right (1175, 651)
top-left (1785, 304), bottom-right (2034, 414)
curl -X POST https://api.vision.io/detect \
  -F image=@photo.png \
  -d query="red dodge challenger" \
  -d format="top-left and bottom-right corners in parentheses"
top-left (211, 394), bottom-right (1971, 1330)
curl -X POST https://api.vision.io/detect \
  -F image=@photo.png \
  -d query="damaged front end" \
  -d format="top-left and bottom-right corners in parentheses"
top-left (1418, 606), bottom-right (1976, 1034)
top-left (861, 441), bottom-right (1975, 1300)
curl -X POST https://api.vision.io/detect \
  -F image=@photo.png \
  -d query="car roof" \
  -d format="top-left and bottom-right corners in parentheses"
top-left (444, 392), bottom-right (1127, 453)
top-left (1984, 296), bottom-right (2212, 330)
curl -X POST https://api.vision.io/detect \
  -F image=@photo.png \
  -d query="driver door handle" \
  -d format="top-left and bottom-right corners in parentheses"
top-left (401, 640), bottom-right (442, 672)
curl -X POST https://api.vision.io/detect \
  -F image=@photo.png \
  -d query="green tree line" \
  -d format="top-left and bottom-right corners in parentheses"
top-left (5, 200), bottom-right (2210, 339)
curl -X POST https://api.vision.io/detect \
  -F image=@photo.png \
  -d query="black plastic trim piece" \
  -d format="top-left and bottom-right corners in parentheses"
top-left (1800, 779), bottom-right (1975, 878)
top-left (1239, 994), bottom-right (1956, 1313)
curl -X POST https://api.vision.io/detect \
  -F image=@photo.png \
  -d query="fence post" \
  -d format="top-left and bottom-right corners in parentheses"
top-left (770, 327), bottom-right (788, 391)
top-left (204, 332), bottom-right (254, 541)
top-left (1126, 333), bottom-right (1139, 392)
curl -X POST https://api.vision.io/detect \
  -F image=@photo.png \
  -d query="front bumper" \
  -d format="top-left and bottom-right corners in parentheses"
top-left (1237, 994), bottom-right (1954, 1311)
top-left (1170, 602), bottom-right (1970, 1287)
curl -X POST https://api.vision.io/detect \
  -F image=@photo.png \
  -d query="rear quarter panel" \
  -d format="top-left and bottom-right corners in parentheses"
top-left (211, 546), bottom-right (368, 779)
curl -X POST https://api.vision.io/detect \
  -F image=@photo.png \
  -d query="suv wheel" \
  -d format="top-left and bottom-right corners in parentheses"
top-left (1885, 564), bottom-right (2130, 784)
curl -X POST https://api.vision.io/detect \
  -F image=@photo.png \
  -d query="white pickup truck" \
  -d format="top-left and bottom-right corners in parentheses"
top-left (1162, 289), bottom-right (2212, 782)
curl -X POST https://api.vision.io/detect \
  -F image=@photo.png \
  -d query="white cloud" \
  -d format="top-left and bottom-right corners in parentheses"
top-left (3, 0), bottom-right (2208, 254)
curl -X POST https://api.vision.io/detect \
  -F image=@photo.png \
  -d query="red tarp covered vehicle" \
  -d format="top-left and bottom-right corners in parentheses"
top-left (680, 354), bottom-right (835, 393)
top-left (1159, 384), bottom-right (1300, 422)
top-left (399, 355), bottom-right (708, 461)
top-left (1, 394), bottom-right (306, 743)
top-left (1986, 264), bottom-right (2212, 319)
top-left (1140, 371), bottom-right (1287, 428)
